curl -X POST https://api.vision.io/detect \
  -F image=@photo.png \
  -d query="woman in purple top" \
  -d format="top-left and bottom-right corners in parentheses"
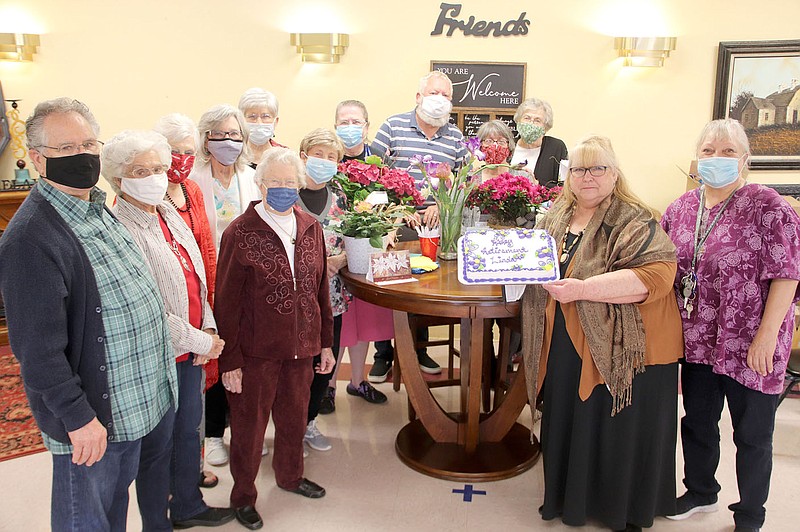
top-left (661, 118), bottom-right (800, 532)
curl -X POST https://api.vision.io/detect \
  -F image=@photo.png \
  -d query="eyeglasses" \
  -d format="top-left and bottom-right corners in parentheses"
top-left (207, 130), bottom-right (243, 141)
top-left (37, 139), bottom-right (104, 156)
top-left (245, 113), bottom-right (275, 123)
top-left (265, 179), bottom-right (298, 188)
top-left (569, 165), bottom-right (608, 178)
top-left (129, 165), bottom-right (170, 178)
top-left (481, 139), bottom-right (509, 147)
top-left (520, 115), bottom-right (544, 124)
top-left (336, 119), bottom-right (366, 126)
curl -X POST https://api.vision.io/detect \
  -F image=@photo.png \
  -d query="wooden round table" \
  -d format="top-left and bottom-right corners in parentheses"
top-left (340, 244), bottom-right (540, 481)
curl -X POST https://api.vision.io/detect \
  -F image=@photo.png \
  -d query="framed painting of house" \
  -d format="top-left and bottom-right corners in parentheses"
top-left (713, 40), bottom-right (800, 170)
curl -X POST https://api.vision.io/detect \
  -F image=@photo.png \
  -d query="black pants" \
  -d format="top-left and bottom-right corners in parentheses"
top-left (205, 379), bottom-right (227, 439)
top-left (307, 314), bottom-right (342, 423)
top-left (372, 328), bottom-right (427, 363)
top-left (680, 361), bottom-right (779, 529)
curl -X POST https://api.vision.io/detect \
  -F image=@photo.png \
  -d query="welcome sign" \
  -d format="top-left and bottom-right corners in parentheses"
top-left (431, 61), bottom-right (526, 109)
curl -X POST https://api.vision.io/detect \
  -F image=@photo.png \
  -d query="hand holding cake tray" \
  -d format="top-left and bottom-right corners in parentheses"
top-left (457, 229), bottom-right (561, 297)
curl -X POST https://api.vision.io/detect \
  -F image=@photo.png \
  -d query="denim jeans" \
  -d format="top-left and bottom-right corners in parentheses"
top-left (136, 407), bottom-right (175, 531)
top-left (170, 358), bottom-right (208, 521)
top-left (50, 409), bottom-right (173, 532)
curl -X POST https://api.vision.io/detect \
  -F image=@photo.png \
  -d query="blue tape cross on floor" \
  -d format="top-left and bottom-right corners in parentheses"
top-left (452, 484), bottom-right (487, 502)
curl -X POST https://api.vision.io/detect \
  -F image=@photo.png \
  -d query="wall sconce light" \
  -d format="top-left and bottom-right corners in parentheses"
top-left (615, 37), bottom-right (676, 67)
top-left (0, 33), bottom-right (40, 61)
top-left (290, 33), bottom-right (349, 63)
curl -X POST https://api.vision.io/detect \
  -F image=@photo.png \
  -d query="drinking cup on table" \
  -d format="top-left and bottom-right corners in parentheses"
top-left (419, 237), bottom-right (440, 261)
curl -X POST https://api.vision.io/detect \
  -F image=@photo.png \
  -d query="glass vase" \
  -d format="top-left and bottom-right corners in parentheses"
top-left (437, 201), bottom-right (464, 260)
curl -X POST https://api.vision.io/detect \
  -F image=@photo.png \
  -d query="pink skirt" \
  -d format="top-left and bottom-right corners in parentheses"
top-left (339, 297), bottom-right (395, 348)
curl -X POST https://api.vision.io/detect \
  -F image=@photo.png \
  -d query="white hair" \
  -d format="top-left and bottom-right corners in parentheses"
top-left (195, 104), bottom-right (251, 172)
top-left (153, 113), bottom-right (198, 148)
top-left (695, 118), bottom-right (751, 158)
top-left (514, 98), bottom-right (554, 131)
top-left (238, 88), bottom-right (279, 117)
top-left (253, 147), bottom-right (307, 190)
top-left (100, 130), bottom-right (171, 194)
top-left (25, 97), bottom-right (100, 150)
top-left (418, 71), bottom-right (453, 94)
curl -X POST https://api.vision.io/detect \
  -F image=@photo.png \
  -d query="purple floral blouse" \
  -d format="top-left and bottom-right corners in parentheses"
top-left (661, 184), bottom-right (800, 394)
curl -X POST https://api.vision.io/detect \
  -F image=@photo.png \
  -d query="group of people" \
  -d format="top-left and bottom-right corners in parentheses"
top-left (0, 68), bottom-right (796, 532)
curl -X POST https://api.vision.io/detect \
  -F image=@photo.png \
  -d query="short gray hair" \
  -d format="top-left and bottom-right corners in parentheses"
top-left (335, 100), bottom-right (369, 124)
top-left (25, 97), bottom-right (100, 151)
top-left (514, 98), bottom-right (554, 131)
top-left (695, 118), bottom-right (751, 158)
top-left (476, 120), bottom-right (515, 152)
top-left (254, 147), bottom-right (307, 190)
top-left (153, 113), bottom-right (198, 148)
top-left (418, 71), bottom-right (453, 94)
top-left (196, 104), bottom-right (251, 172)
top-left (100, 130), bottom-right (171, 194)
top-left (238, 88), bottom-right (279, 117)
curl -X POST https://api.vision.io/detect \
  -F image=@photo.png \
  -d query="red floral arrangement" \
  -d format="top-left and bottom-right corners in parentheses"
top-left (334, 156), bottom-right (424, 208)
top-left (467, 172), bottom-right (562, 223)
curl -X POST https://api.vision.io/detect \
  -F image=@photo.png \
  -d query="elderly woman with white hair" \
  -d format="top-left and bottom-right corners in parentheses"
top-left (661, 118), bottom-right (800, 532)
top-left (190, 104), bottom-right (260, 250)
top-left (239, 87), bottom-right (287, 168)
top-left (101, 130), bottom-right (234, 528)
top-left (510, 97), bottom-right (568, 187)
top-left (154, 112), bottom-right (220, 489)
top-left (215, 147), bottom-right (335, 530)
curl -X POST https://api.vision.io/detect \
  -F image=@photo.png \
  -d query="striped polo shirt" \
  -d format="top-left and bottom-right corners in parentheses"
top-left (370, 110), bottom-right (468, 193)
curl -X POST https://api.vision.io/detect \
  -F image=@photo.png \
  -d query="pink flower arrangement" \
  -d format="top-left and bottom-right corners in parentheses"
top-left (467, 172), bottom-right (562, 223)
top-left (334, 156), bottom-right (424, 207)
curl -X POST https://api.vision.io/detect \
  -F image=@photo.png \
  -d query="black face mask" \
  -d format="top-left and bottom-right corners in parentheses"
top-left (43, 152), bottom-right (101, 189)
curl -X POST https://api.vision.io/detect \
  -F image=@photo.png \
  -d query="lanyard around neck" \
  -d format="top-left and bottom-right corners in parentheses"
top-left (689, 187), bottom-right (736, 272)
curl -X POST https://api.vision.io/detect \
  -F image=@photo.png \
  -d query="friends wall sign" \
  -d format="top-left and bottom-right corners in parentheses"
top-left (431, 3), bottom-right (530, 37)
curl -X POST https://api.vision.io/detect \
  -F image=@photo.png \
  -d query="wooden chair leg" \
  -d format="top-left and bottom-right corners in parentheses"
top-left (392, 342), bottom-right (401, 392)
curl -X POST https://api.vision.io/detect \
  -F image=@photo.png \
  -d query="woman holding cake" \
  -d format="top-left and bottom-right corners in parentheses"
top-left (520, 135), bottom-right (683, 532)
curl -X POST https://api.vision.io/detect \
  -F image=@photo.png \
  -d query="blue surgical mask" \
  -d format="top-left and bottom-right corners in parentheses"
top-left (697, 156), bottom-right (741, 188)
top-left (336, 125), bottom-right (364, 149)
top-left (266, 187), bottom-right (298, 212)
top-left (305, 156), bottom-right (338, 184)
top-left (248, 123), bottom-right (274, 146)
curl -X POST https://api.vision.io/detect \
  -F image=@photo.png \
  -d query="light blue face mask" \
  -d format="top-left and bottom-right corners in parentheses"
top-left (696, 156), bottom-right (742, 188)
top-left (305, 156), bottom-right (338, 184)
top-left (336, 125), bottom-right (364, 149)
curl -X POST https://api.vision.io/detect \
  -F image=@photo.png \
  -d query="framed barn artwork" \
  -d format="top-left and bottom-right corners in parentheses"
top-left (713, 40), bottom-right (800, 170)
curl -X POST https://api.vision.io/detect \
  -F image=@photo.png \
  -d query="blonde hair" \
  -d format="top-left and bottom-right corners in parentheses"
top-left (299, 128), bottom-right (344, 161)
top-left (551, 135), bottom-right (658, 220)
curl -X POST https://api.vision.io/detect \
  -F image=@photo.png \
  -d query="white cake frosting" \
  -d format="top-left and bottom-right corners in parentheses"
top-left (457, 228), bottom-right (560, 285)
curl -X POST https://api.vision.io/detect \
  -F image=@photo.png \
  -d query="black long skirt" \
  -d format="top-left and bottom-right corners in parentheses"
top-left (539, 306), bottom-right (678, 530)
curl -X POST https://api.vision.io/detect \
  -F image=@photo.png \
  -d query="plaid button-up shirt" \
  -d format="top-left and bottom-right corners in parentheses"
top-left (38, 181), bottom-right (176, 454)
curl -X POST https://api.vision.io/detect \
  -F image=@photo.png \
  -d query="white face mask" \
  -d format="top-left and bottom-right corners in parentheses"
top-left (420, 94), bottom-right (452, 119)
top-left (248, 123), bottom-right (274, 146)
top-left (121, 172), bottom-right (169, 206)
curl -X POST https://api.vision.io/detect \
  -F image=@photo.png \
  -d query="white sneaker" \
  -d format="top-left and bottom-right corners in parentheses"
top-left (262, 440), bottom-right (270, 456)
top-left (303, 420), bottom-right (332, 451)
top-left (205, 437), bottom-right (229, 466)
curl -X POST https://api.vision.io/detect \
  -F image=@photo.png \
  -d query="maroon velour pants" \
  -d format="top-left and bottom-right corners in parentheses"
top-left (227, 356), bottom-right (314, 507)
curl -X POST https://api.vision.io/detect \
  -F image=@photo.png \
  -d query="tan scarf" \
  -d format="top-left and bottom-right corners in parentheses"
top-left (521, 195), bottom-right (676, 415)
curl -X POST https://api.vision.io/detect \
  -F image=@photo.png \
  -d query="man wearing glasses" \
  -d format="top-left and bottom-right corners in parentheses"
top-left (0, 97), bottom-right (177, 531)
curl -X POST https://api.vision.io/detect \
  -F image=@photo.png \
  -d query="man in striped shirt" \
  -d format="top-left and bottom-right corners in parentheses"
top-left (369, 71), bottom-right (468, 379)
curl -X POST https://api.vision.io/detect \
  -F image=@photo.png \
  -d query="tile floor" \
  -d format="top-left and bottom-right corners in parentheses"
top-left (1, 346), bottom-right (799, 531)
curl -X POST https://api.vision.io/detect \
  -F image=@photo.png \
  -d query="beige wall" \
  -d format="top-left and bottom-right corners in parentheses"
top-left (1, 0), bottom-right (799, 212)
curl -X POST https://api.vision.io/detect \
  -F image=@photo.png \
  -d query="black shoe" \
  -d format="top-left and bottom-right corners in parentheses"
top-left (318, 387), bottom-right (336, 415)
top-left (172, 507), bottom-right (235, 528)
top-left (734, 527), bottom-right (760, 532)
top-left (368, 359), bottom-right (392, 383)
top-left (283, 478), bottom-right (326, 498)
top-left (198, 470), bottom-right (218, 489)
top-left (346, 381), bottom-right (388, 404)
top-left (234, 505), bottom-right (263, 530)
top-left (417, 352), bottom-right (442, 374)
top-left (666, 491), bottom-right (718, 520)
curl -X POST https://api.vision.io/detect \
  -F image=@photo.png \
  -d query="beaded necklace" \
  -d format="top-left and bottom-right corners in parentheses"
top-left (166, 182), bottom-right (195, 234)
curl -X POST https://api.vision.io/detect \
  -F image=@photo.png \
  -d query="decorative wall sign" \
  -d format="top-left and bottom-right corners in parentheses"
top-left (713, 40), bottom-right (800, 170)
top-left (434, 61), bottom-right (526, 138)
top-left (430, 3), bottom-right (530, 38)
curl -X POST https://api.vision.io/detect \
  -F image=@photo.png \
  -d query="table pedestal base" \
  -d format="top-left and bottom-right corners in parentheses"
top-left (395, 419), bottom-right (540, 482)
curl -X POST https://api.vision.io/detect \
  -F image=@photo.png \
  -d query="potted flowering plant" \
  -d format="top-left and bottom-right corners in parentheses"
top-left (411, 137), bottom-right (509, 259)
top-left (467, 173), bottom-right (562, 228)
top-left (330, 156), bottom-right (423, 273)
